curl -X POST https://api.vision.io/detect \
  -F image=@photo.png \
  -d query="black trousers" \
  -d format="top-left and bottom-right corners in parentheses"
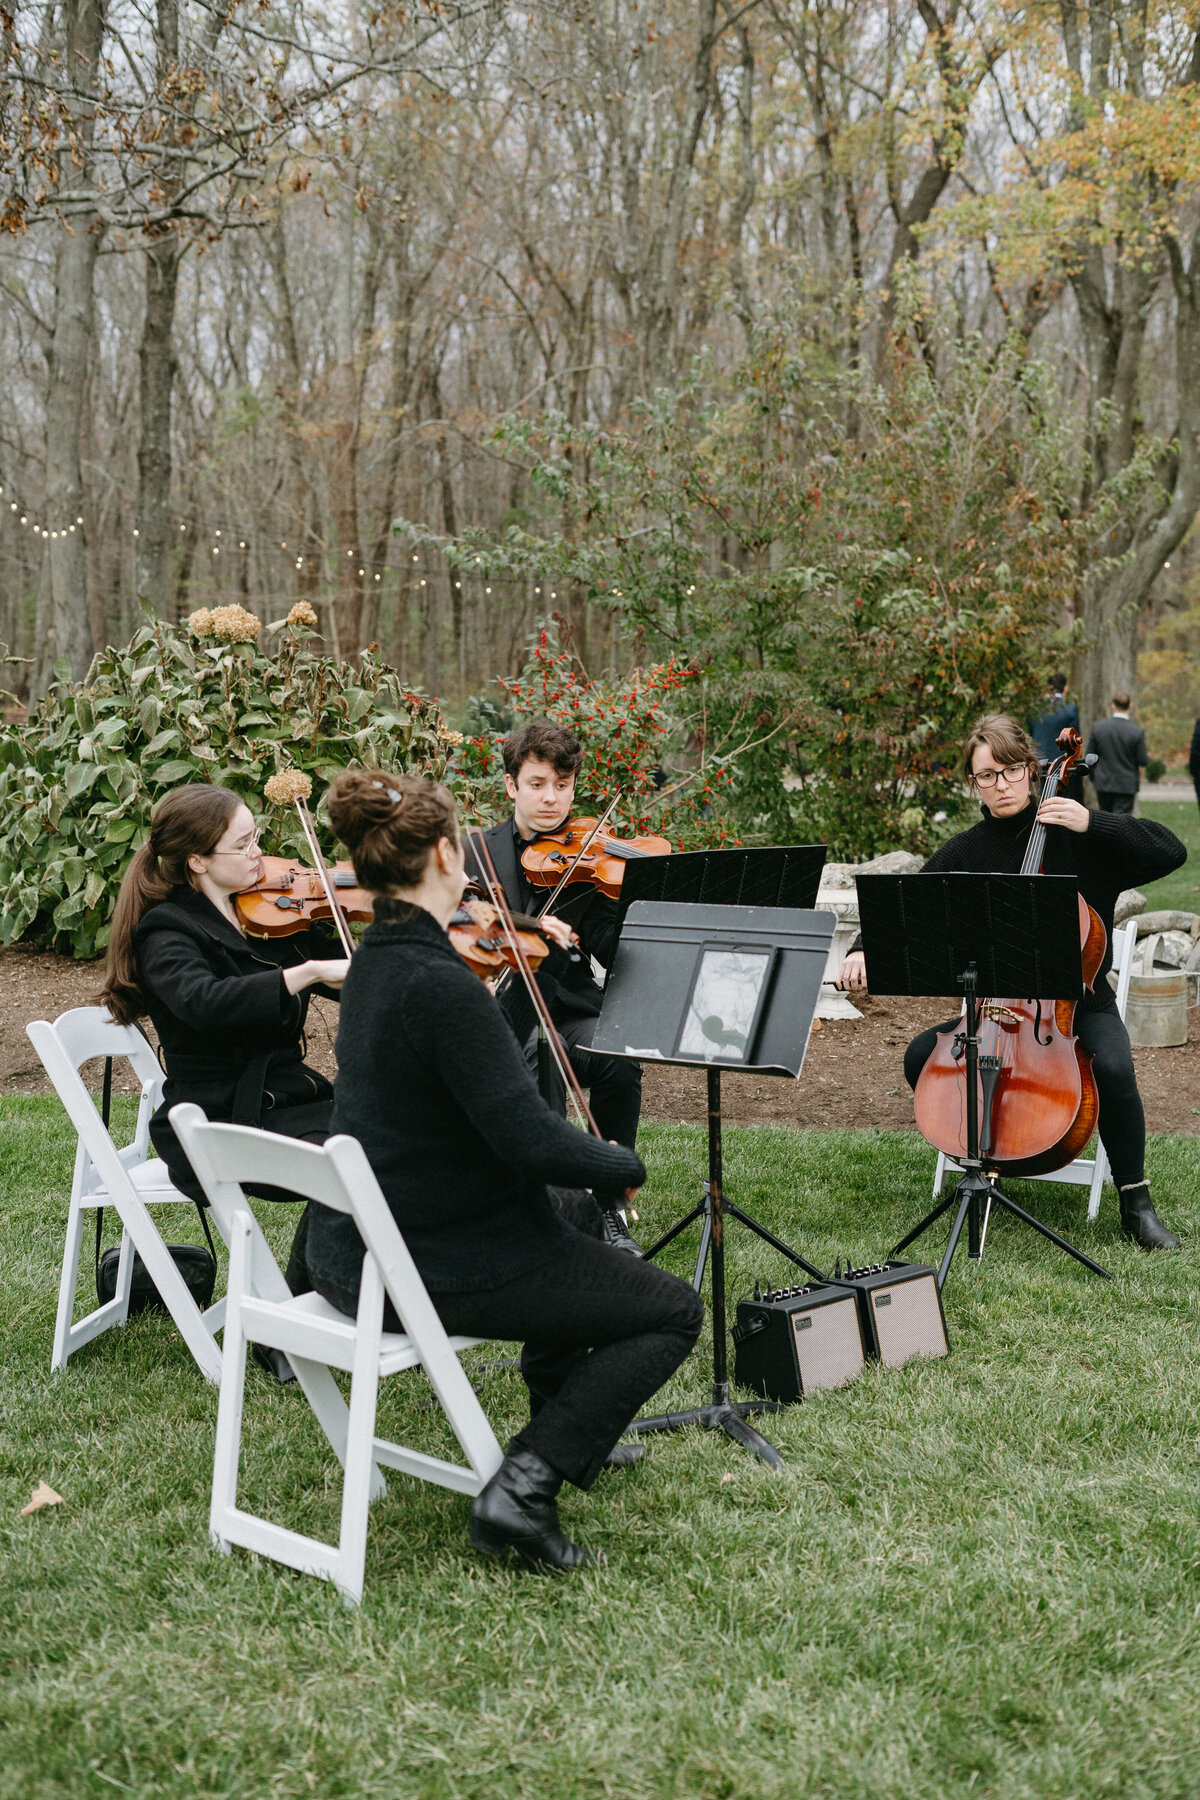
top-left (315, 1221), bottom-right (704, 1491)
top-left (1096, 790), bottom-right (1136, 814)
top-left (524, 1015), bottom-right (643, 1182)
top-left (904, 1002), bottom-right (1145, 1188)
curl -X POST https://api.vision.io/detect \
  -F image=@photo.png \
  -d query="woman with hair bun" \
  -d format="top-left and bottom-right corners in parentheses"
top-left (101, 785), bottom-right (349, 1378)
top-left (307, 769), bottom-right (703, 1573)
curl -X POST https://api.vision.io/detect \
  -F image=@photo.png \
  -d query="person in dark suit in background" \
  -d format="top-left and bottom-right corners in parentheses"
top-left (1189, 716), bottom-right (1200, 815)
top-left (1030, 674), bottom-right (1083, 799)
top-left (465, 719), bottom-right (644, 1255)
top-left (1087, 693), bottom-right (1149, 813)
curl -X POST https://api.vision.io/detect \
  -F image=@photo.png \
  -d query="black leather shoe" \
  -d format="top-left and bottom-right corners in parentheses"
top-left (470, 1447), bottom-right (600, 1572)
top-left (252, 1343), bottom-right (298, 1384)
top-left (1120, 1184), bottom-right (1180, 1250)
top-left (602, 1442), bottom-right (646, 1472)
top-left (601, 1209), bottom-right (644, 1257)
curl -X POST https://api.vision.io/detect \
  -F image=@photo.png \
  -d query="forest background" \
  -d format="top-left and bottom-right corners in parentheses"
top-left (2, 0), bottom-right (1200, 873)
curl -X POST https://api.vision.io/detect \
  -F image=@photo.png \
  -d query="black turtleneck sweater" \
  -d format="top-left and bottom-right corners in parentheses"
top-left (854, 802), bottom-right (1186, 1012)
top-left (307, 900), bottom-right (646, 1295)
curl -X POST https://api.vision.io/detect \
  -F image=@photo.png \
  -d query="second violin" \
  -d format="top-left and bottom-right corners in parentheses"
top-left (520, 815), bottom-right (671, 900)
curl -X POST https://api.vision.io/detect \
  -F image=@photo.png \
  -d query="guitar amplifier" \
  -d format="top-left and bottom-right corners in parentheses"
top-left (733, 1282), bottom-right (866, 1403)
top-left (836, 1261), bottom-right (949, 1368)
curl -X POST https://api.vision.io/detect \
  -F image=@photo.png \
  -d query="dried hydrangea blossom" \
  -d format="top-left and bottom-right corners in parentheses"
top-left (264, 769), bottom-right (314, 806)
top-left (439, 727), bottom-right (464, 746)
top-left (286, 600), bottom-right (319, 630)
top-left (207, 603), bottom-right (262, 643)
top-left (187, 608), bottom-right (215, 635)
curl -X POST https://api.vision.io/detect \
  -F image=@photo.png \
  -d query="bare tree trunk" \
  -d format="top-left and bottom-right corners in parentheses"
top-left (33, 0), bottom-right (109, 695)
top-left (331, 188), bottom-right (362, 653)
top-left (136, 235), bottom-right (182, 609)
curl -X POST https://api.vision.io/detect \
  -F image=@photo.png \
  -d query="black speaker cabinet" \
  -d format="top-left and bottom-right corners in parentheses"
top-left (733, 1283), bottom-right (867, 1403)
top-left (837, 1262), bottom-right (949, 1368)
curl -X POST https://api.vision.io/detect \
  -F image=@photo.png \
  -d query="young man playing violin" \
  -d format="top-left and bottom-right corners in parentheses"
top-left (465, 719), bottom-right (644, 1255)
top-left (837, 713), bottom-right (1188, 1251)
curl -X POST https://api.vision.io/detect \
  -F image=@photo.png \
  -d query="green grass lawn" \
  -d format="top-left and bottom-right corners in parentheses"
top-left (3, 1100), bottom-right (1200, 1800)
top-left (1137, 794), bottom-right (1199, 914)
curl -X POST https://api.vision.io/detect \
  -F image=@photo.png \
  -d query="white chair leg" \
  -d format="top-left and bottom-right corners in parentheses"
top-left (52, 1194), bottom-right (89, 1370)
top-left (334, 1260), bottom-right (386, 1607)
top-left (210, 1213), bottom-right (253, 1554)
top-left (117, 1192), bottom-right (223, 1384)
top-left (1087, 1139), bottom-right (1109, 1223)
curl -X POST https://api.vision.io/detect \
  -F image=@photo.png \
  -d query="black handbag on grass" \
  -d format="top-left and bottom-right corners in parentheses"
top-left (92, 1055), bottom-right (219, 1316)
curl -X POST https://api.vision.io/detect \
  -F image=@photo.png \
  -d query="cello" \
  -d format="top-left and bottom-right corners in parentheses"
top-left (913, 728), bottom-right (1105, 1177)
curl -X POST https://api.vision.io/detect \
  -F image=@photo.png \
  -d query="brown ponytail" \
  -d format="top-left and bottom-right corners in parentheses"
top-left (100, 785), bottom-right (240, 1025)
top-left (327, 769), bottom-right (459, 894)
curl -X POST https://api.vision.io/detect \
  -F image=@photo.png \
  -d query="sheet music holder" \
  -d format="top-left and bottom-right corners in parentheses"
top-left (618, 844), bottom-right (827, 928)
top-left (592, 900), bottom-right (835, 1467)
top-left (856, 872), bottom-right (1112, 1288)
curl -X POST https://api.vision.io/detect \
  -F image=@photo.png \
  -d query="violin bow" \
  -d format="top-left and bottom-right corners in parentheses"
top-left (292, 795), bottom-right (357, 960)
top-left (467, 825), bottom-right (603, 1138)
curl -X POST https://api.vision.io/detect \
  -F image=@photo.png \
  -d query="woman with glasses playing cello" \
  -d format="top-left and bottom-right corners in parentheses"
top-left (837, 715), bottom-right (1187, 1250)
top-left (100, 786), bottom-right (350, 1376)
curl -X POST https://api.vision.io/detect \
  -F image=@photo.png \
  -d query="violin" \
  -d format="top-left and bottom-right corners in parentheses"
top-left (449, 898), bottom-right (551, 981)
top-left (236, 856), bottom-right (374, 937)
top-left (238, 856), bottom-right (551, 986)
top-left (913, 727), bottom-right (1104, 1176)
top-left (520, 816), bottom-right (671, 900)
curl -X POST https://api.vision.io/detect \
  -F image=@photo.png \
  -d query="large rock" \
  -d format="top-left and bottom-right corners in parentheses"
top-left (822, 850), bottom-right (925, 891)
top-left (1114, 889), bottom-right (1146, 924)
top-left (1134, 910), bottom-right (1200, 939)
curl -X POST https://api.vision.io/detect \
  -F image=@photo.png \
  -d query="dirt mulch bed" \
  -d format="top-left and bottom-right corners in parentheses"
top-left (4, 947), bottom-right (1198, 1135)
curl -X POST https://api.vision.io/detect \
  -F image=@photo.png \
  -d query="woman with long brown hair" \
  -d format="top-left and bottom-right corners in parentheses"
top-left (305, 769), bottom-right (703, 1573)
top-left (102, 784), bottom-right (348, 1376)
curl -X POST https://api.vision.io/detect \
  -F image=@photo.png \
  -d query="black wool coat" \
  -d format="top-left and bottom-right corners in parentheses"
top-left (133, 885), bottom-right (337, 1188)
top-left (307, 901), bottom-right (646, 1298)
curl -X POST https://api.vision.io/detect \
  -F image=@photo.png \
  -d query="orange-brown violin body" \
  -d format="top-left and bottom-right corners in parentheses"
top-left (236, 856), bottom-right (374, 937)
top-left (912, 727), bottom-right (1105, 1177)
top-left (520, 816), bottom-right (672, 900)
top-left (449, 899), bottom-right (550, 982)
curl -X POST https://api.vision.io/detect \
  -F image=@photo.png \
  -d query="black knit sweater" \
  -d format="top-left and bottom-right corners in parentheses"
top-left (853, 802), bottom-right (1186, 1012)
top-left (306, 901), bottom-right (646, 1295)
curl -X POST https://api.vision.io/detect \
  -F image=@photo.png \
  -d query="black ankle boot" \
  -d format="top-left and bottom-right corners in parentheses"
top-left (1119, 1183), bottom-right (1180, 1250)
top-left (470, 1447), bottom-right (600, 1572)
top-left (600, 1209), bottom-right (643, 1257)
top-left (252, 1343), bottom-right (297, 1384)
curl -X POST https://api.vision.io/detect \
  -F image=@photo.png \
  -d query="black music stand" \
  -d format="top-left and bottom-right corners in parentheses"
top-left (856, 872), bottom-right (1112, 1290)
top-left (618, 844), bottom-right (828, 924)
top-left (591, 899), bottom-right (834, 1468)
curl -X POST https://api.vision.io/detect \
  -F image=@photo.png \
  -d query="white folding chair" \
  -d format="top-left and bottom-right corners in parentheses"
top-left (932, 919), bottom-right (1139, 1222)
top-left (172, 1104), bottom-right (504, 1607)
top-left (28, 1007), bottom-right (226, 1382)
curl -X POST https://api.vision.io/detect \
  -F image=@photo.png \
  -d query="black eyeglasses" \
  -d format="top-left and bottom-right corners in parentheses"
top-left (972, 766), bottom-right (1031, 790)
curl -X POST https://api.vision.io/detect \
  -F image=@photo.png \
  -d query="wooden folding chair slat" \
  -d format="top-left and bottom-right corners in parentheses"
top-left (172, 1104), bottom-right (505, 1606)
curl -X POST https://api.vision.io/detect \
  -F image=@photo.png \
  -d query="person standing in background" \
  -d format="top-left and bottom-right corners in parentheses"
top-left (1189, 715), bottom-right (1200, 815)
top-left (1087, 694), bottom-right (1148, 814)
top-left (1030, 674), bottom-right (1083, 800)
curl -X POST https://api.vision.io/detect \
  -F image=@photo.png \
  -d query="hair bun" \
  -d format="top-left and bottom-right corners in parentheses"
top-left (327, 768), bottom-right (459, 892)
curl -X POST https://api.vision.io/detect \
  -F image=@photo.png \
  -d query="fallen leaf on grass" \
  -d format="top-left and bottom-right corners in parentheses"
top-left (721, 1472), bottom-right (736, 1484)
top-left (20, 1481), bottom-right (64, 1515)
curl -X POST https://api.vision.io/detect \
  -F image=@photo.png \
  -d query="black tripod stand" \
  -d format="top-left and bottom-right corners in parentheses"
top-left (591, 898), bottom-right (835, 1468)
top-left (632, 1065), bottom-right (825, 1469)
top-left (889, 963), bottom-right (1112, 1290)
top-left (856, 872), bottom-right (1113, 1291)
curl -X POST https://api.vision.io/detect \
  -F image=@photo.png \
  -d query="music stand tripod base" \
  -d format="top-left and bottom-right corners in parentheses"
top-left (590, 898), bottom-right (836, 1470)
top-left (855, 872), bottom-right (1112, 1291)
